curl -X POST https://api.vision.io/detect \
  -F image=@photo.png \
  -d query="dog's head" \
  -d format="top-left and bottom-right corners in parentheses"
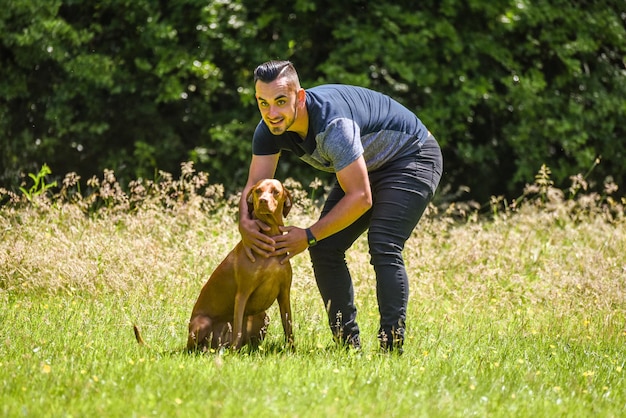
top-left (246, 179), bottom-right (292, 224)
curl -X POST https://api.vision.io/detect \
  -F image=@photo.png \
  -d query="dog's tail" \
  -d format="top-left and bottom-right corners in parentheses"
top-left (133, 324), bottom-right (149, 347)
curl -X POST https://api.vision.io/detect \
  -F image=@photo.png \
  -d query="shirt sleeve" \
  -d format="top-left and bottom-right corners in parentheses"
top-left (252, 121), bottom-right (280, 155)
top-left (317, 118), bottom-right (364, 172)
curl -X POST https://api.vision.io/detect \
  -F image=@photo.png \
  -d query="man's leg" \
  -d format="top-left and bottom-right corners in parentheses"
top-left (368, 155), bottom-right (436, 352)
top-left (308, 182), bottom-right (370, 347)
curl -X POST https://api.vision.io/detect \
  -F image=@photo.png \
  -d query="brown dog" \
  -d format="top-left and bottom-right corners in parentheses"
top-left (187, 179), bottom-right (294, 351)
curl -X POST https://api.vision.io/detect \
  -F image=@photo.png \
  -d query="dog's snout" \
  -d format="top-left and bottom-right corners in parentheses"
top-left (258, 189), bottom-right (278, 206)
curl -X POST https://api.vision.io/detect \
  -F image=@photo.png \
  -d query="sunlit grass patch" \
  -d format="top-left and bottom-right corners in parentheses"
top-left (1, 163), bottom-right (625, 417)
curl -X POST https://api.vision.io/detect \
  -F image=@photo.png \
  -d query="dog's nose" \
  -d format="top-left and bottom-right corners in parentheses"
top-left (259, 191), bottom-right (275, 203)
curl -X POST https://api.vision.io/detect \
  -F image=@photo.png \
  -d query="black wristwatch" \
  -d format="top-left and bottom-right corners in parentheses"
top-left (305, 228), bottom-right (317, 247)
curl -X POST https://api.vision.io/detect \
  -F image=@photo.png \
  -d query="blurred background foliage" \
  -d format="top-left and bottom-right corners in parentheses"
top-left (1, 0), bottom-right (624, 203)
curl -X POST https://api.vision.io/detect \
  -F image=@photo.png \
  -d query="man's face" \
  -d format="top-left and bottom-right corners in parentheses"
top-left (255, 78), bottom-right (300, 135)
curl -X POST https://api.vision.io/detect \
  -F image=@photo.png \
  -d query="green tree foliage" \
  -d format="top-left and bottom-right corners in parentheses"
top-left (317, 0), bottom-right (626, 201)
top-left (0, 0), bottom-right (258, 189)
top-left (1, 0), bottom-right (624, 202)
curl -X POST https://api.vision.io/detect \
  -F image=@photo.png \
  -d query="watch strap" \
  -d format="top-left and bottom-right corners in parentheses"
top-left (305, 228), bottom-right (317, 247)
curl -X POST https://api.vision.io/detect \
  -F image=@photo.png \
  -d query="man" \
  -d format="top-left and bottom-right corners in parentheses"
top-left (239, 60), bottom-right (443, 353)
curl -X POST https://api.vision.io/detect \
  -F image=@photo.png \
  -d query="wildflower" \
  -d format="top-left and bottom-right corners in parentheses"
top-left (309, 178), bottom-right (323, 190)
top-left (181, 161), bottom-right (195, 177)
top-left (604, 178), bottom-right (618, 195)
top-left (87, 175), bottom-right (99, 188)
top-left (62, 172), bottom-right (81, 189)
top-left (41, 364), bottom-right (51, 374)
top-left (569, 173), bottom-right (588, 195)
top-left (103, 169), bottom-right (116, 184)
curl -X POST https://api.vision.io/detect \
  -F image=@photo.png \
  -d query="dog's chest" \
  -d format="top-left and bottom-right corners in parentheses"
top-left (242, 257), bottom-right (291, 284)
top-left (238, 258), bottom-right (291, 310)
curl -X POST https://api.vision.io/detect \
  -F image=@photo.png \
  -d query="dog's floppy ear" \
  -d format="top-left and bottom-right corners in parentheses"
top-left (246, 187), bottom-right (255, 217)
top-left (282, 187), bottom-right (292, 217)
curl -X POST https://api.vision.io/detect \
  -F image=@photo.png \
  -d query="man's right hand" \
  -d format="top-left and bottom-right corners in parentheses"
top-left (239, 216), bottom-right (276, 262)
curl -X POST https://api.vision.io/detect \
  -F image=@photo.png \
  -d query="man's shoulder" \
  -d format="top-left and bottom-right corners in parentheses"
top-left (308, 84), bottom-right (388, 106)
top-left (308, 83), bottom-right (372, 95)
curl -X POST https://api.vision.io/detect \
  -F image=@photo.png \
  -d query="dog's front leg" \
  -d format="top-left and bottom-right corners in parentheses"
top-left (277, 285), bottom-right (294, 348)
top-left (232, 290), bottom-right (253, 350)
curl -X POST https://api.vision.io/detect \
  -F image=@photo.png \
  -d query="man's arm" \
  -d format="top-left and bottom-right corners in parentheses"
top-left (307, 155), bottom-right (372, 241)
top-left (239, 153), bottom-right (280, 261)
top-left (274, 155), bottom-right (372, 261)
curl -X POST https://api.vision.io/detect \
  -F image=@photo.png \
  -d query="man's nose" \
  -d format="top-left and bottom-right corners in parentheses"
top-left (267, 105), bottom-right (279, 118)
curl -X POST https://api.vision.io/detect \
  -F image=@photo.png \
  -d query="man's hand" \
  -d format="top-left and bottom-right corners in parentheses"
top-left (239, 216), bottom-right (276, 262)
top-left (273, 226), bottom-right (309, 264)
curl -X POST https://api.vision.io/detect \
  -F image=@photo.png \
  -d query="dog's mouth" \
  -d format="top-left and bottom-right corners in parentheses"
top-left (255, 202), bottom-right (275, 215)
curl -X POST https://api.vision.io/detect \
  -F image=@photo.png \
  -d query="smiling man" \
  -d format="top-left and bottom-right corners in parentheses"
top-left (239, 60), bottom-right (443, 353)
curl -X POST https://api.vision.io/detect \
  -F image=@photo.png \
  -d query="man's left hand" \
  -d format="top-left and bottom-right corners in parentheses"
top-left (273, 226), bottom-right (309, 263)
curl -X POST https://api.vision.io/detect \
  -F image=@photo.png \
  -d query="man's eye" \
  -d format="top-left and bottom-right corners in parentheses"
top-left (277, 100), bottom-right (286, 106)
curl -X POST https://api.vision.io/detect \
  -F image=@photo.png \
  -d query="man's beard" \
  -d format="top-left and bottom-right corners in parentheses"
top-left (268, 105), bottom-right (297, 135)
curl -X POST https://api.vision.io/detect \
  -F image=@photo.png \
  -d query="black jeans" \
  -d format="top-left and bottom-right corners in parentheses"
top-left (309, 134), bottom-right (443, 347)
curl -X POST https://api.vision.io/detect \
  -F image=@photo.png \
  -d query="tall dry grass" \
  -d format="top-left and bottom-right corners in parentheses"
top-left (1, 162), bottom-right (624, 316)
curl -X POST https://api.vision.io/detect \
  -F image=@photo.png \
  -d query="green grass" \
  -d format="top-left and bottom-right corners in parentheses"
top-left (1, 168), bottom-right (625, 417)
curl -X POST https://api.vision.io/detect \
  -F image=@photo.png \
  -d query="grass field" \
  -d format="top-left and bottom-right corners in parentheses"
top-left (1, 166), bottom-right (625, 417)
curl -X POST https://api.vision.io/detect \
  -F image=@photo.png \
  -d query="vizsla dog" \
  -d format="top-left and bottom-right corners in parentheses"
top-left (187, 179), bottom-right (294, 351)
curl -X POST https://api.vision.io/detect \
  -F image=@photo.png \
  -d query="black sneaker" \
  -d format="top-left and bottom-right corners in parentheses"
top-left (379, 329), bottom-right (404, 355)
top-left (347, 334), bottom-right (361, 351)
top-left (333, 333), bottom-right (361, 351)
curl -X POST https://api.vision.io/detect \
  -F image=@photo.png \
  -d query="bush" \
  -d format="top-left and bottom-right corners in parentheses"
top-left (1, 0), bottom-right (624, 202)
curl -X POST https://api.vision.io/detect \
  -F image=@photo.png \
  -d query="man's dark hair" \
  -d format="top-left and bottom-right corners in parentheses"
top-left (254, 60), bottom-right (299, 85)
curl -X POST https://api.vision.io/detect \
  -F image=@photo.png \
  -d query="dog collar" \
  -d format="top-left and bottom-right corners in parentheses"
top-left (305, 228), bottom-right (317, 247)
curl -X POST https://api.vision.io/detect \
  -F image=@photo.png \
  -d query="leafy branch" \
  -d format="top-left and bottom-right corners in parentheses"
top-left (19, 164), bottom-right (57, 202)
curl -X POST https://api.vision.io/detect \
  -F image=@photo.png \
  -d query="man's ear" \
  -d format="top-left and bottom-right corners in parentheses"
top-left (297, 88), bottom-right (306, 107)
